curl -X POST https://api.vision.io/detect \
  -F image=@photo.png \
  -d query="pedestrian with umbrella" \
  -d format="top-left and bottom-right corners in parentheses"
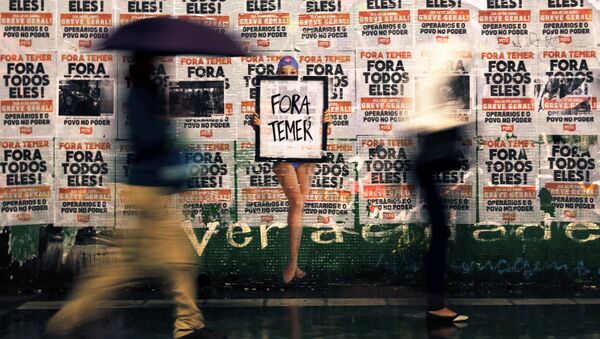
top-left (45, 17), bottom-right (246, 339)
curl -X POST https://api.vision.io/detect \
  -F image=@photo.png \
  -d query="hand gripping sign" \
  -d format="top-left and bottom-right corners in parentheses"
top-left (255, 75), bottom-right (328, 162)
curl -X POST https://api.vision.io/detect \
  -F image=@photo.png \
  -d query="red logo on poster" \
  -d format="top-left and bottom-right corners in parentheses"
top-left (257, 39), bottom-right (270, 47)
top-left (497, 37), bottom-right (510, 45)
top-left (378, 37), bottom-right (391, 45)
top-left (200, 130), bottom-right (213, 138)
top-left (318, 216), bottom-right (330, 224)
top-left (318, 40), bottom-right (331, 48)
top-left (19, 39), bottom-right (32, 47)
top-left (564, 210), bottom-right (577, 218)
top-left (16, 213), bottom-right (31, 221)
top-left (436, 36), bottom-right (449, 43)
top-left (261, 215), bottom-right (274, 223)
top-left (80, 127), bottom-right (93, 135)
top-left (559, 36), bottom-right (572, 44)
top-left (382, 212), bottom-right (396, 220)
top-left (20, 127), bottom-right (33, 135)
top-left (77, 214), bottom-right (90, 223)
top-left (501, 124), bottom-right (514, 132)
top-left (502, 213), bottom-right (516, 222)
top-left (563, 123), bottom-right (576, 132)
top-left (241, 142), bottom-right (253, 149)
top-left (79, 40), bottom-right (92, 48)
top-left (379, 124), bottom-right (392, 132)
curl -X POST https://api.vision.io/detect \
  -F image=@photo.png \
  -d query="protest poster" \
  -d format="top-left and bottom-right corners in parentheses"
top-left (538, 0), bottom-right (598, 48)
top-left (236, 54), bottom-right (282, 139)
top-left (236, 139), bottom-right (287, 226)
top-left (0, 138), bottom-right (53, 226)
top-left (54, 139), bottom-right (115, 227)
top-left (479, 137), bottom-right (541, 224)
top-left (116, 53), bottom-right (175, 139)
top-left (299, 53), bottom-right (356, 138)
top-left (0, 0), bottom-right (56, 51)
top-left (422, 136), bottom-right (475, 225)
top-left (356, 49), bottom-right (414, 135)
top-left (256, 76), bottom-right (328, 161)
top-left (117, 0), bottom-right (172, 26)
top-left (477, 49), bottom-right (537, 137)
top-left (536, 49), bottom-right (600, 134)
top-left (57, 52), bottom-right (116, 138)
top-left (58, 0), bottom-right (113, 52)
top-left (355, 0), bottom-right (413, 48)
top-left (170, 55), bottom-right (234, 140)
top-left (415, 0), bottom-right (475, 45)
top-left (175, 0), bottom-right (235, 35)
top-left (0, 52), bottom-right (55, 137)
top-left (415, 47), bottom-right (475, 134)
top-left (235, 0), bottom-right (295, 51)
top-left (304, 139), bottom-right (356, 228)
top-left (478, 0), bottom-right (535, 49)
top-left (539, 135), bottom-right (600, 222)
top-left (297, 0), bottom-right (354, 50)
top-left (358, 136), bottom-right (419, 224)
top-left (178, 141), bottom-right (234, 227)
top-left (114, 141), bottom-right (137, 228)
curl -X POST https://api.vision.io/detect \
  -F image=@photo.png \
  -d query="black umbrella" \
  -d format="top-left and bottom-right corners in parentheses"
top-left (98, 16), bottom-right (246, 56)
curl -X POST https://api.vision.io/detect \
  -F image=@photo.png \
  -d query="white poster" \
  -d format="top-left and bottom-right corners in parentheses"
top-left (58, 0), bottom-right (113, 52)
top-left (54, 139), bottom-right (115, 227)
top-left (0, 138), bottom-right (53, 226)
top-left (257, 76), bottom-right (326, 160)
top-left (0, 0), bottom-right (56, 51)
top-left (57, 52), bottom-right (116, 138)
top-left (0, 52), bottom-right (55, 137)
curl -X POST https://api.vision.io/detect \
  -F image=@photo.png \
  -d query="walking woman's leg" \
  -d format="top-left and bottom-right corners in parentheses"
top-left (416, 164), bottom-right (450, 312)
top-left (274, 163), bottom-right (304, 283)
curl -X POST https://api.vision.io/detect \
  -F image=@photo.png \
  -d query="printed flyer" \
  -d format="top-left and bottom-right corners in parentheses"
top-left (536, 49), bottom-right (600, 134)
top-left (297, 0), bottom-right (354, 50)
top-left (236, 139), bottom-right (286, 226)
top-left (355, 0), bottom-right (413, 48)
top-left (171, 55), bottom-right (235, 140)
top-left (236, 54), bottom-right (282, 139)
top-left (0, 52), bottom-right (55, 137)
top-left (0, 138), bottom-right (53, 226)
top-left (358, 136), bottom-right (419, 224)
top-left (57, 52), bottom-right (116, 138)
top-left (478, 0), bottom-right (535, 49)
top-left (54, 139), bottom-right (115, 227)
top-left (478, 49), bottom-right (537, 137)
top-left (116, 53), bottom-right (175, 139)
top-left (58, 0), bottom-right (113, 52)
top-left (356, 49), bottom-right (414, 135)
top-left (0, 0), bottom-right (56, 51)
top-left (479, 136), bottom-right (541, 224)
top-left (235, 0), bottom-right (295, 51)
top-left (299, 53), bottom-right (356, 138)
top-left (538, 0), bottom-right (598, 48)
top-left (539, 135), bottom-right (599, 222)
top-left (178, 141), bottom-right (234, 227)
top-left (175, 0), bottom-right (236, 35)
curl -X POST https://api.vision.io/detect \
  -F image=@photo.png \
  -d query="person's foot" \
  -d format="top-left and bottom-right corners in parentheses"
top-left (180, 328), bottom-right (227, 339)
top-left (282, 262), bottom-right (296, 284)
top-left (426, 308), bottom-right (469, 323)
top-left (295, 267), bottom-right (307, 280)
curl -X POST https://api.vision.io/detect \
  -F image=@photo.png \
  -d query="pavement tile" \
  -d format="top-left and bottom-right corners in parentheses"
top-left (326, 298), bottom-right (387, 306)
top-left (264, 298), bottom-right (326, 307)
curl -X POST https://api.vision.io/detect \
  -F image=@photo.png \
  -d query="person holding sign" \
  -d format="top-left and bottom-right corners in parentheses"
top-left (252, 56), bottom-right (332, 284)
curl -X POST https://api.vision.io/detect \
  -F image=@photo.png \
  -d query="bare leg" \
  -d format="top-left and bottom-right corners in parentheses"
top-left (274, 163), bottom-right (304, 283)
top-left (293, 163), bottom-right (316, 279)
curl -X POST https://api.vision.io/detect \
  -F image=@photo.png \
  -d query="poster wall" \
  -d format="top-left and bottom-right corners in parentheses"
top-left (4, 3), bottom-right (600, 231)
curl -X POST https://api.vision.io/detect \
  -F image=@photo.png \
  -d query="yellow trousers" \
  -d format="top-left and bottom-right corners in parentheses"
top-left (47, 185), bottom-right (205, 338)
